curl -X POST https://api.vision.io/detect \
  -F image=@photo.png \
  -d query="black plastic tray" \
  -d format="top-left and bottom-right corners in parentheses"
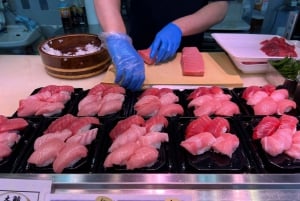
top-left (237, 116), bottom-right (300, 173)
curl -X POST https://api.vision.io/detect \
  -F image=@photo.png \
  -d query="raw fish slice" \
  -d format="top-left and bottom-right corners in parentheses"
top-left (98, 99), bottom-right (123, 116)
top-left (0, 115), bottom-right (7, 123)
top-left (27, 138), bottom-right (65, 167)
top-left (102, 85), bottom-right (126, 96)
top-left (187, 94), bottom-right (213, 108)
top-left (109, 115), bottom-right (145, 140)
top-left (138, 48), bottom-right (156, 65)
top-left (46, 91), bottom-right (71, 104)
top-left (270, 89), bottom-right (289, 102)
top-left (39, 85), bottom-right (74, 94)
top-left (0, 117), bottom-right (28, 132)
top-left (88, 83), bottom-right (106, 96)
top-left (104, 142), bottom-right (140, 168)
top-left (276, 99), bottom-right (296, 115)
top-left (44, 114), bottom-right (77, 134)
top-left (157, 103), bottom-right (184, 117)
top-left (17, 99), bottom-right (48, 117)
top-left (279, 114), bottom-right (298, 133)
top-left (29, 91), bottom-right (52, 102)
top-left (108, 125), bottom-right (146, 152)
top-left (246, 90), bottom-right (268, 106)
top-left (134, 95), bottom-right (161, 117)
top-left (78, 94), bottom-right (102, 116)
top-left (0, 142), bottom-right (12, 160)
top-left (158, 88), bottom-right (174, 96)
top-left (144, 115), bottom-right (168, 132)
top-left (181, 47), bottom-right (205, 76)
top-left (138, 131), bottom-right (169, 148)
top-left (126, 146), bottom-right (159, 170)
top-left (285, 131), bottom-right (300, 159)
top-left (253, 97), bottom-right (278, 115)
top-left (261, 84), bottom-right (276, 95)
top-left (68, 116), bottom-right (100, 135)
top-left (212, 133), bottom-right (239, 158)
top-left (193, 101), bottom-right (218, 117)
top-left (0, 132), bottom-right (21, 147)
top-left (138, 88), bottom-right (160, 99)
top-left (253, 116), bottom-right (280, 140)
top-left (241, 85), bottom-right (261, 100)
top-left (52, 142), bottom-right (88, 173)
top-left (205, 117), bottom-right (230, 138)
top-left (35, 102), bottom-right (65, 116)
top-left (214, 100), bottom-right (240, 116)
top-left (34, 129), bottom-right (72, 150)
top-left (159, 92), bottom-right (179, 105)
top-left (66, 128), bottom-right (98, 145)
top-left (187, 87), bottom-right (212, 100)
top-left (261, 128), bottom-right (293, 157)
top-left (213, 93), bottom-right (232, 102)
top-left (185, 115), bottom-right (212, 139)
top-left (101, 93), bottom-right (125, 103)
top-left (180, 132), bottom-right (216, 155)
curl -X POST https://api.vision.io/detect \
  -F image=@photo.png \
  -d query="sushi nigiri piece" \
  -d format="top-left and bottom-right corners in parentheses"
top-left (39, 84), bottom-right (74, 94)
top-left (77, 94), bottom-right (102, 116)
top-left (109, 115), bottom-right (145, 140)
top-left (276, 99), bottom-right (296, 115)
top-left (180, 132), bottom-right (216, 155)
top-left (66, 128), bottom-right (98, 146)
top-left (159, 92), bottom-right (179, 105)
top-left (253, 116), bottom-right (280, 140)
top-left (35, 102), bottom-right (65, 117)
top-left (246, 90), bottom-right (268, 106)
top-left (212, 133), bottom-right (239, 158)
top-left (0, 142), bottom-right (12, 161)
top-left (108, 125), bottom-right (146, 152)
top-left (270, 89), bottom-right (289, 102)
top-left (253, 97), bottom-right (278, 115)
top-left (144, 115), bottom-right (168, 132)
top-left (138, 88), bottom-right (160, 99)
top-left (104, 142), bottom-right (140, 168)
top-left (46, 91), bottom-right (71, 104)
top-left (68, 116), bottom-right (100, 135)
top-left (102, 85), bottom-right (126, 96)
top-left (34, 129), bottom-right (72, 150)
top-left (214, 100), bottom-right (240, 116)
top-left (185, 115), bottom-right (212, 139)
top-left (44, 114), bottom-right (78, 134)
top-left (285, 131), bottom-right (300, 159)
top-left (134, 95), bottom-right (161, 117)
top-left (187, 94), bottom-right (213, 108)
top-left (0, 132), bottom-right (21, 147)
top-left (279, 114), bottom-right (298, 133)
top-left (27, 138), bottom-right (65, 167)
top-left (205, 117), bottom-right (230, 138)
top-left (0, 117), bottom-right (28, 133)
top-left (98, 99), bottom-right (123, 116)
top-left (157, 103), bottom-right (184, 117)
top-left (261, 128), bottom-right (293, 157)
top-left (138, 131), bottom-right (169, 149)
top-left (241, 85), bottom-right (261, 100)
top-left (126, 146), bottom-right (159, 170)
top-left (52, 142), bottom-right (88, 173)
top-left (193, 100), bottom-right (218, 117)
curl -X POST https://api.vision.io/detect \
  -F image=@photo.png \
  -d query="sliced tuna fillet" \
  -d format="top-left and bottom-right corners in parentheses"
top-left (253, 116), bottom-right (280, 140)
top-left (137, 131), bottom-right (169, 149)
top-left (285, 131), bottom-right (300, 159)
top-left (181, 47), bottom-right (205, 76)
top-left (144, 115), bottom-right (168, 132)
top-left (185, 115), bottom-right (212, 139)
top-left (138, 48), bottom-right (156, 65)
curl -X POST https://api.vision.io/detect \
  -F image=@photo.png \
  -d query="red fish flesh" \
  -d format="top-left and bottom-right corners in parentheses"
top-left (126, 146), bottom-right (159, 170)
top-left (212, 133), bottom-right (239, 158)
top-left (180, 132), bottom-right (216, 155)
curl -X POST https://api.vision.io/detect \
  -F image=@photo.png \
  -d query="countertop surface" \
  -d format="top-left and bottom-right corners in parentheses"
top-left (0, 52), bottom-right (269, 116)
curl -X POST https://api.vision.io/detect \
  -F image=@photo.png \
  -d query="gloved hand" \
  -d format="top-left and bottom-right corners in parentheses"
top-left (99, 32), bottom-right (145, 91)
top-left (150, 23), bottom-right (182, 63)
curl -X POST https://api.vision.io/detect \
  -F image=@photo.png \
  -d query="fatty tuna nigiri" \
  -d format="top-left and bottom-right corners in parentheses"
top-left (180, 132), bottom-right (216, 155)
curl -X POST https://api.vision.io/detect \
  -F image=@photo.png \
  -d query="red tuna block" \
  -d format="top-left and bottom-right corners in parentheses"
top-left (181, 47), bottom-right (205, 76)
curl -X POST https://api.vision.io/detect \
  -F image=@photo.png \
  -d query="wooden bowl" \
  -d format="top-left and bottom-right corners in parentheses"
top-left (38, 33), bottom-right (111, 79)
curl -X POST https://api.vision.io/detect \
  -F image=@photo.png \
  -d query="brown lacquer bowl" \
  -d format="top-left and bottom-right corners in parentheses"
top-left (38, 33), bottom-right (111, 79)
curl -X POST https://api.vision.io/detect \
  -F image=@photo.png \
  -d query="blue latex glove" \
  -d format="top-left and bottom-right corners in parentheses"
top-left (100, 33), bottom-right (145, 91)
top-left (150, 23), bottom-right (182, 63)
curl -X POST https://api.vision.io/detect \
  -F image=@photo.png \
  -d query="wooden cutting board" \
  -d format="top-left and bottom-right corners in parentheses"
top-left (102, 52), bottom-right (243, 87)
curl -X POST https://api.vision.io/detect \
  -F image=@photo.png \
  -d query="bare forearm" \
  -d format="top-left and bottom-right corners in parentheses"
top-left (173, 1), bottom-right (229, 36)
top-left (94, 0), bottom-right (126, 33)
